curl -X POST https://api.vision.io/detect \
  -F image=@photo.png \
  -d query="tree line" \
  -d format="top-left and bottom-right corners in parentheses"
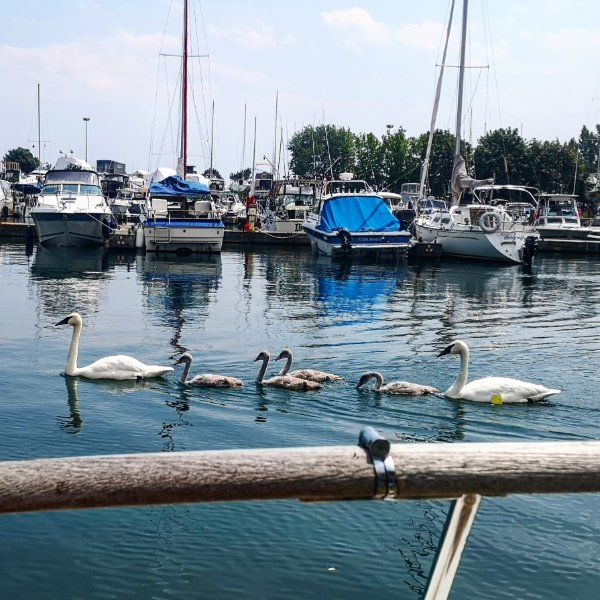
top-left (279, 124), bottom-right (600, 200)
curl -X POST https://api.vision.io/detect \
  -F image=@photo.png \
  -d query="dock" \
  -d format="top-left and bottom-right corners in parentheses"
top-left (539, 236), bottom-right (600, 255)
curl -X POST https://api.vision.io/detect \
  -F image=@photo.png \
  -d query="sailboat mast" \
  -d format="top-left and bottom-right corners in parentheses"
top-left (272, 90), bottom-right (278, 178)
top-left (37, 83), bottom-right (41, 168)
top-left (419, 0), bottom-right (456, 199)
top-left (455, 0), bottom-right (468, 156)
top-left (181, 0), bottom-right (189, 177)
top-left (210, 100), bottom-right (214, 176)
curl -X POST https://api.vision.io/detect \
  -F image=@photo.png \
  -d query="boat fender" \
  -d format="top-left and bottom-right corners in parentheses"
top-left (102, 217), bottom-right (113, 239)
top-left (337, 228), bottom-right (352, 250)
top-left (479, 212), bottom-right (501, 233)
top-left (135, 225), bottom-right (145, 248)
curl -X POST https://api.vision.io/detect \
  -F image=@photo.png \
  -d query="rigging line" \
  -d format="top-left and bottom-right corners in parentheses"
top-left (149, 8), bottom-right (174, 172)
top-left (190, 0), bottom-right (211, 161)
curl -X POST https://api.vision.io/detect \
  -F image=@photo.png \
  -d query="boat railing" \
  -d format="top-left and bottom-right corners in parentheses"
top-left (1, 428), bottom-right (599, 599)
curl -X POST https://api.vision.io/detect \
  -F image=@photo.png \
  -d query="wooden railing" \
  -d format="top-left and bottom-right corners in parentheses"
top-left (2, 433), bottom-right (599, 599)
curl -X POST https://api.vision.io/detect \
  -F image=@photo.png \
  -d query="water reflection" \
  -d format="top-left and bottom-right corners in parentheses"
top-left (312, 256), bottom-right (407, 319)
top-left (29, 244), bottom-right (111, 320)
top-left (139, 254), bottom-right (222, 355)
top-left (57, 376), bottom-right (84, 434)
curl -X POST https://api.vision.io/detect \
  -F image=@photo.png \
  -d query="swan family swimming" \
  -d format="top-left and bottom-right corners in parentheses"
top-left (54, 315), bottom-right (560, 404)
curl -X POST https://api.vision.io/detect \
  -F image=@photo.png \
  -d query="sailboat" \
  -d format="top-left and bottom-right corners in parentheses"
top-left (413, 0), bottom-right (539, 266)
top-left (143, 0), bottom-right (224, 254)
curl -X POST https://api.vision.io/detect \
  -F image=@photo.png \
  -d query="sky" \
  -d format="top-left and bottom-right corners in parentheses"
top-left (2, 0), bottom-right (600, 181)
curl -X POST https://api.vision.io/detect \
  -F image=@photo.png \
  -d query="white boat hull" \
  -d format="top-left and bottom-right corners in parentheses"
top-left (144, 219), bottom-right (224, 253)
top-left (31, 209), bottom-right (112, 247)
top-left (303, 224), bottom-right (412, 257)
top-left (414, 220), bottom-right (537, 264)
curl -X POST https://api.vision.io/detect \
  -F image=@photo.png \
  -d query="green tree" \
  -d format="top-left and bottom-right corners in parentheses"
top-left (380, 128), bottom-right (413, 191)
top-left (353, 132), bottom-right (383, 187)
top-left (409, 129), bottom-right (458, 197)
top-left (288, 125), bottom-right (355, 179)
top-left (528, 138), bottom-right (580, 194)
top-left (230, 167), bottom-right (251, 181)
top-left (203, 168), bottom-right (223, 180)
top-left (474, 128), bottom-right (534, 185)
top-left (3, 147), bottom-right (39, 174)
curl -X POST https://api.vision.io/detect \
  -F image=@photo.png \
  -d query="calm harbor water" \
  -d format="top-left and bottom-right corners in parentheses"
top-left (1, 240), bottom-right (599, 599)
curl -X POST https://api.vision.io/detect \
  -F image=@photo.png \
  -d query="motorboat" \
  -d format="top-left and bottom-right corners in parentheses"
top-left (30, 156), bottom-right (114, 247)
top-left (302, 173), bottom-right (413, 257)
top-left (260, 179), bottom-right (316, 234)
top-left (534, 193), bottom-right (600, 240)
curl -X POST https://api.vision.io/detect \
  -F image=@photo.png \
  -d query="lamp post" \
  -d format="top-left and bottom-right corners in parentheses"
top-left (83, 117), bottom-right (90, 162)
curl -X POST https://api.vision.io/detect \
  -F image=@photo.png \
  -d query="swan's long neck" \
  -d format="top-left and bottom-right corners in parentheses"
top-left (180, 360), bottom-right (192, 384)
top-left (278, 352), bottom-right (292, 376)
top-left (256, 355), bottom-right (269, 383)
top-left (371, 372), bottom-right (383, 391)
top-left (447, 346), bottom-right (469, 396)
top-left (66, 322), bottom-right (81, 376)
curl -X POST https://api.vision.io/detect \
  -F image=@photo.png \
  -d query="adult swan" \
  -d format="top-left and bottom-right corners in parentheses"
top-left (55, 312), bottom-right (174, 380)
top-left (437, 340), bottom-right (560, 404)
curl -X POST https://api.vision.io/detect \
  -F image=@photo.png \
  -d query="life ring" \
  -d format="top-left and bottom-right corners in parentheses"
top-left (479, 211), bottom-right (501, 233)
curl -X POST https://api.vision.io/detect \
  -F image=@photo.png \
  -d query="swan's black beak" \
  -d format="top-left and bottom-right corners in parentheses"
top-left (55, 316), bottom-right (70, 326)
top-left (437, 343), bottom-right (454, 357)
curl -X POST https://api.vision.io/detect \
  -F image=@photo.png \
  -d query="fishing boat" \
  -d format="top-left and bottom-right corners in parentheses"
top-left (534, 193), bottom-right (600, 240)
top-left (143, 0), bottom-right (224, 254)
top-left (30, 156), bottom-right (114, 247)
top-left (413, 0), bottom-right (539, 265)
top-left (260, 179), bottom-right (316, 234)
top-left (302, 173), bottom-right (413, 257)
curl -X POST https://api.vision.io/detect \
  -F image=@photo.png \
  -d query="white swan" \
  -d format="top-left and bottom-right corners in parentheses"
top-left (55, 312), bottom-right (174, 380)
top-left (275, 348), bottom-right (343, 383)
top-left (438, 340), bottom-right (560, 403)
top-left (175, 352), bottom-right (243, 387)
top-left (254, 351), bottom-right (322, 391)
top-left (356, 371), bottom-right (439, 395)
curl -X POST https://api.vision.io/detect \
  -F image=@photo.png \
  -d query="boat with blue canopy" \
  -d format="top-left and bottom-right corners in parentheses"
top-left (302, 174), bottom-right (413, 257)
top-left (143, 175), bottom-right (224, 254)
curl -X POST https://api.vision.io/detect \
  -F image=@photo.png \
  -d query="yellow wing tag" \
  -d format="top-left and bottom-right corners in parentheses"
top-left (491, 394), bottom-right (503, 405)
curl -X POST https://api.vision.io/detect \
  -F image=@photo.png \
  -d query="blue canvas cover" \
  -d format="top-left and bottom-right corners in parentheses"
top-left (317, 195), bottom-right (399, 233)
top-left (149, 175), bottom-right (209, 196)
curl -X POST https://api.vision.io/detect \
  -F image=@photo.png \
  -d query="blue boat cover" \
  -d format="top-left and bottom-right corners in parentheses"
top-left (149, 175), bottom-right (209, 196)
top-left (12, 182), bottom-right (42, 195)
top-left (317, 195), bottom-right (399, 232)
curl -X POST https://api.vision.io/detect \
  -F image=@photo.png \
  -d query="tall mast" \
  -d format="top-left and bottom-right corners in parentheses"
top-left (209, 100), bottom-right (214, 176)
top-left (251, 117), bottom-right (257, 192)
top-left (455, 0), bottom-right (468, 157)
top-left (241, 103), bottom-right (247, 176)
top-left (180, 0), bottom-right (189, 177)
top-left (419, 0), bottom-right (456, 199)
top-left (272, 90), bottom-right (278, 178)
top-left (37, 82), bottom-right (41, 168)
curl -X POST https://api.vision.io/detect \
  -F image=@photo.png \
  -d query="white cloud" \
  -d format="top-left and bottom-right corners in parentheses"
top-left (321, 7), bottom-right (392, 47)
top-left (209, 20), bottom-right (277, 49)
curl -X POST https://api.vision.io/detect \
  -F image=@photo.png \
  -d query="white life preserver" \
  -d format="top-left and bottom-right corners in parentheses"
top-left (479, 211), bottom-right (501, 233)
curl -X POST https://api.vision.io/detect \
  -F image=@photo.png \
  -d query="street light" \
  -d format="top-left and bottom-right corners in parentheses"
top-left (83, 117), bottom-right (90, 162)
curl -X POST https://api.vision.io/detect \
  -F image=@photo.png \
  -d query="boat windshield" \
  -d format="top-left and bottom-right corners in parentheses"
top-left (45, 170), bottom-right (100, 186)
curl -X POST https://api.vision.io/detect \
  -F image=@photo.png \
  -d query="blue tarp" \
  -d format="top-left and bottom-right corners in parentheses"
top-left (317, 195), bottom-right (399, 233)
top-left (149, 175), bottom-right (209, 196)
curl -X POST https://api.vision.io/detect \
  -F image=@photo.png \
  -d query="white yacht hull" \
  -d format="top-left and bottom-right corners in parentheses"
top-left (31, 209), bottom-right (112, 247)
top-left (303, 223), bottom-right (412, 257)
top-left (144, 219), bottom-right (224, 253)
top-left (414, 221), bottom-right (537, 264)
